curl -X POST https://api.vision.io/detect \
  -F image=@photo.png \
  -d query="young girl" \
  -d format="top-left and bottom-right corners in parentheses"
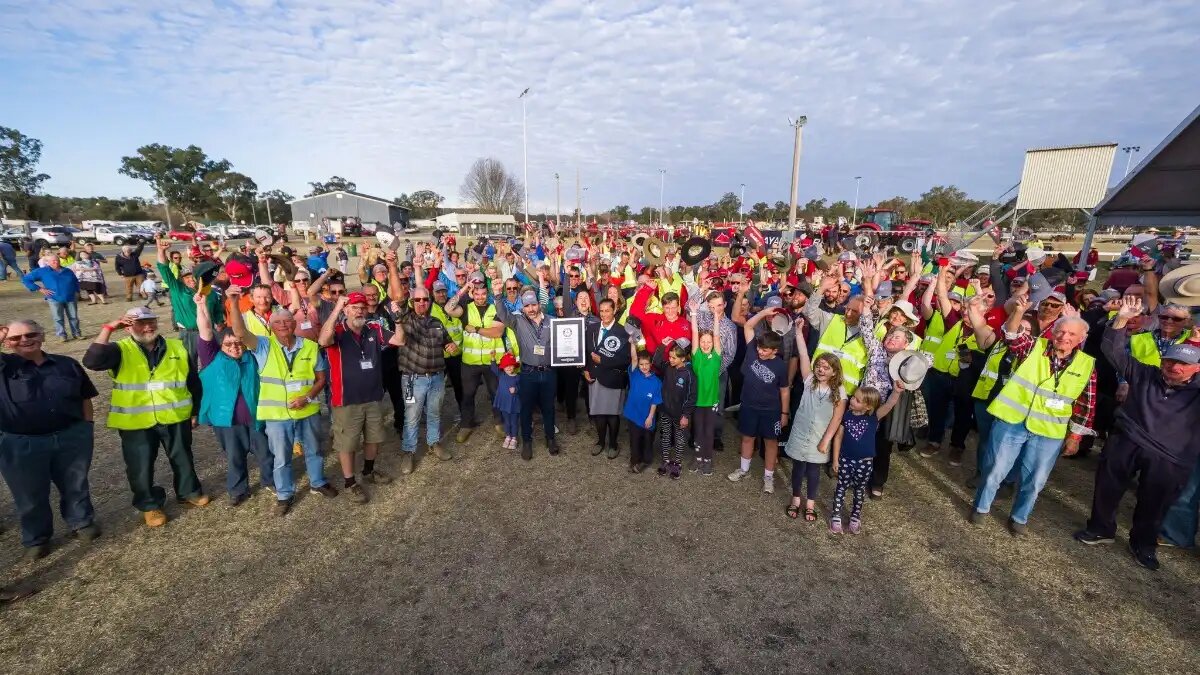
top-left (653, 341), bottom-right (696, 479)
top-left (623, 351), bottom-right (662, 473)
top-left (493, 353), bottom-right (521, 449)
top-left (783, 328), bottom-right (846, 521)
top-left (830, 383), bottom-right (903, 534)
top-left (690, 310), bottom-right (722, 476)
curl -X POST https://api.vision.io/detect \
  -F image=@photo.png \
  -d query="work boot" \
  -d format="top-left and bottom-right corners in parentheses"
top-left (144, 509), bottom-right (168, 528)
top-left (455, 427), bottom-right (473, 443)
top-left (521, 440), bottom-right (533, 461)
top-left (310, 484), bottom-right (339, 498)
top-left (548, 438), bottom-right (561, 456)
top-left (272, 499), bottom-right (292, 517)
top-left (400, 452), bottom-right (415, 474)
top-left (73, 523), bottom-right (101, 542)
top-left (182, 494), bottom-right (211, 507)
top-left (345, 483), bottom-right (369, 504)
top-left (364, 469), bottom-right (393, 485)
top-left (433, 443), bottom-right (453, 461)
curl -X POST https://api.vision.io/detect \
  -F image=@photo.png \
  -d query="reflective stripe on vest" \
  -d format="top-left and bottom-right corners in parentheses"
top-left (243, 310), bottom-right (271, 337)
top-left (1130, 331), bottom-right (1184, 367)
top-left (256, 337), bottom-right (321, 421)
top-left (986, 338), bottom-right (1094, 439)
top-left (462, 302), bottom-right (504, 365)
top-left (921, 313), bottom-right (945, 354)
top-left (813, 315), bottom-right (867, 394)
top-left (431, 302), bottom-right (464, 359)
top-left (971, 344), bottom-right (1007, 400)
top-left (107, 338), bottom-right (193, 430)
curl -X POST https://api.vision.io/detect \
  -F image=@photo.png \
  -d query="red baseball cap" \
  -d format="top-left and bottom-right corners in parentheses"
top-left (345, 291), bottom-right (368, 305)
top-left (224, 259), bottom-right (254, 288)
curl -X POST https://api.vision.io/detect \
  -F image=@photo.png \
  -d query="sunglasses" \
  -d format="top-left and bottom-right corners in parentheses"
top-left (221, 341), bottom-right (245, 349)
top-left (413, 298), bottom-right (431, 303)
top-left (505, 286), bottom-right (520, 291)
top-left (328, 289), bottom-right (346, 295)
top-left (4, 332), bottom-right (43, 343)
top-left (1160, 315), bottom-right (1188, 323)
top-left (1041, 301), bottom-right (1064, 309)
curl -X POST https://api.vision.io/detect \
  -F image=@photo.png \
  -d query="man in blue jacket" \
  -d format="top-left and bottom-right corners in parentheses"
top-left (22, 255), bottom-right (81, 341)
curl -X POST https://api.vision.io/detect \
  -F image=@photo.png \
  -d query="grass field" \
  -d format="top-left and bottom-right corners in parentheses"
top-left (0, 246), bottom-right (1197, 674)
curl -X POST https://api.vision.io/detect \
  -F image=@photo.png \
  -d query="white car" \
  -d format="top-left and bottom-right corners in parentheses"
top-left (76, 225), bottom-right (146, 245)
top-left (30, 226), bottom-right (73, 244)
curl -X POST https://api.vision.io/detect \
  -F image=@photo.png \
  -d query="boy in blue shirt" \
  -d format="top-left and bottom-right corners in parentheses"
top-left (623, 350), bottom-right (662, 473)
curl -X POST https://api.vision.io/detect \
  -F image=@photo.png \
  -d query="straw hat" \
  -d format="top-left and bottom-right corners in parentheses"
top-left (889, 350), bottom-right (931, 389)
top-left (1158, 263), bottom-right (1200, 307)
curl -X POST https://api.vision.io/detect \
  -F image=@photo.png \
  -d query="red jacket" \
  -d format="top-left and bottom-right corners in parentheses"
top-left (630, 285), bottom-right (690, 349)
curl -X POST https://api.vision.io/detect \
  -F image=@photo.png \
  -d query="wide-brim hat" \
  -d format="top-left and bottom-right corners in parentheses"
top-left (680, 237), bottom-right (711, 266)
top-left (887, 300), bottom-right (920, 325)
top-left (889, 350), bottom-right (931, 389)
top-left (1159, 263), bottom-right (1200, 307)
top-left (376, 231), bottom-right (401, 250)
top-left (643, 236), bottom-right (667, 265)
top-left (193, 260), bottom-right (221, 295)
top-left (253, 228), bottom-right (275, 247)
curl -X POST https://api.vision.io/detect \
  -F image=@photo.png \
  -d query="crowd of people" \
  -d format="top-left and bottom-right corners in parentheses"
top-left (2, 226), bottom-right (1200, 604)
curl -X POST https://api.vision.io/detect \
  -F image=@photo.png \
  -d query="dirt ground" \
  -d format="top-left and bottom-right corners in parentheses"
top-left (1, 246), bottom-right (1198, 675)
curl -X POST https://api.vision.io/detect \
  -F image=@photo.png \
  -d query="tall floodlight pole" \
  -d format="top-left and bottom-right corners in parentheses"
top-left (554, 172), bottom-right (561, 232)
top-left (739, 183), bottom-right (746, 222)
top-left (263, 195), bottom-right (273, 228)
top-left (575, 169), bottom-right (581, 228)
top-left (163, 198), bottom-right (173, 229)
top-left (582, 187), bottom-right (589, 223)
top-left (787, 116), bottom-right (807, 230)
top-left (519, 87), bottom-right (531, 226)
top-left (852, 176), bottom-right (862, 225)
top-left (1122, 146), bottom-right (1141, 177)
top-left (659, 169), bottom-right (666, 226)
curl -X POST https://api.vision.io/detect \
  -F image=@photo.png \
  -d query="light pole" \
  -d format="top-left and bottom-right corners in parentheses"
top-left (575, 168), bottom-right (581, 228)
top-left (787, 116), bottom-right (807, 230)
top-left (852, 176), bottom-right (862, 225)
top-left (659, 169), bottom-right (666, 226)
top-left (519, 87), bottom-right (531, 225)
top-left (554, 172), bottom-right (561, 233)
top-left (582, 187), bottom-right (589, 224)
top-left (739, 183), bottom-right (746, 222)
top-left (1122, 146), bottom-right (1141, 178)
top-left (262, 195), bottom-right (273, 229)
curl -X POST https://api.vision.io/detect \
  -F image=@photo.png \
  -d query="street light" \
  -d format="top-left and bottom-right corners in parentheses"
top-left (260, 195), bottom-right (273, 229)
top-left (852, 176), bottom-right (862, 225)
top-left (581, 187), bottom-right (589, 223)
top-left (786, 116), bottom-right (808, 230)
top-left (1122, 146), bottom-right (1142, 178)
top-left (739, 183), bottom-right (746, 222)
top-left (554, 172), bottom-right (561, 232)
top-left (519, 87), bottom-right (531, 225)
top-left (659, 169), bottom-right (666, 226)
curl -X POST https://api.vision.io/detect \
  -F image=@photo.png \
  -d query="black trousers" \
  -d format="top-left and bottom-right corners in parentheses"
top-left (870, 417), bottom-right (894, 489)
top-left (445, 355), bottom-right (463, 407)
top-left (460, 362), bottom-right (498, 429)
top-left (629, 424), bottom-right (654, 466)
top-left (592, 415), bottom-right (620, 449)
top-left (1079, 393), bottom-right (1117, 456)
top-left (1085, 432), bottom-right (1194, 553)
top-left (557, 367), bottom-right (584, 420)
top-left (948, 390), bottom-right (977, 449)
top-left (383, 349), bottom-right (405, 434)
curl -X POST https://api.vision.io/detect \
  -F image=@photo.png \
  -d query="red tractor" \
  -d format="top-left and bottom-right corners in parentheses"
top-left (848, 208), bottom-right (934, 253)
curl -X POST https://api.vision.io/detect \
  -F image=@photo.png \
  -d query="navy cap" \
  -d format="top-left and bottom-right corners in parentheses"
top-left (1162, 343), bottom-right (1200, 365)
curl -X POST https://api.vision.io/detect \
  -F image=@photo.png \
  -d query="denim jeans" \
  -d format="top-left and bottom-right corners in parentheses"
top-left (973, 401), bottom-right (1019, 485)
top-left (519, 368), bottom-right (557, 442)
top-left (264, 415), bottom-right (327, 500)
top-left (0, 254), bottom-right (20, 280)
top-left (0, 421), bottom-right (95, 547)
top-left (973, 419), bottom-right (1064, 524)
top-left (402, 372), bottom-right (445, 453)
top-left (47, 299), bottom-right (81, 338)
top-left (1161, 459), bottom-right (1200, 548)
top-left (212, 425), bottom-right (275, 499)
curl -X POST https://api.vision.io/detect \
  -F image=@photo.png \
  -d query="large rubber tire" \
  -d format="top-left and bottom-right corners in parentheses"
top-left (900, 237), bottom-right (919, 253)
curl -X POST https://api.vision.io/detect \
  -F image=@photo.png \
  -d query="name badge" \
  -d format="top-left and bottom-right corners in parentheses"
top-left (299, 321), bottom-right (313, 330)
top-left (1044, 399), bottom-right (1067, 411)
top-left (359, 360), bottom-right (374, 370)
top-left (286, 381), bottom-right (305, 392)
top-left (533, 346), bottom-right (546, 356)
top-left (147, 381), bottom-right (166, 392)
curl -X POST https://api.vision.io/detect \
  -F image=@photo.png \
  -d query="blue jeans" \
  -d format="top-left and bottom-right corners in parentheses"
top-left (519, 368), bottom-right (557, 442)
top-left (973, 419), bottom-right (1064, 524)
top-left (1161, 460), bottom-right (1200, 548)
top-left (0, 254), bottom-right (20, 280)
top-left (402, 373), bottom-right (444, 453)
top-left (212, 425), bottom-right (275, 499)
top-left (47, 299), bottom-right (81, 338)
top-left (973, 401), bottom-right (1019, 485)
top-left (0, 421), bottom-right (95, 547)
top-left (264, 416), bottom-right (326, 500)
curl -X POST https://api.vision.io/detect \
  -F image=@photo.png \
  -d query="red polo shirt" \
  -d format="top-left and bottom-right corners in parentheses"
top-left (630, 285), bottom-right (690, 349)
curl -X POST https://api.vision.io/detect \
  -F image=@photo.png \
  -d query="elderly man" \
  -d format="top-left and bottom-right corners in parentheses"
top-left (318, 292), bottom-right (404, 503)
top-left (22, 254), bottom-right (81, 342)
top-left (114, 242), bottom-right (147, 302)
top-left (84, 307), bottom-right (208, 527)
top-left (1073, 297), bottom-right (1200, 570)
top-left (805, 272), bottom-right (868, 394)
top-left (229, 286), bottom-right (336, 516)
top-left (0, 320), bottom-right (99, 558)
top-left (971, 295), bottom-right (1096, 535)
top-left (446, 278), bottom-right (504, 442)
top-left (426, 280), bottom-right (464, 417)
top-left (1129, 303), bottom-right (1191, 366)
top-left (394, 285), bottom-right (455, 473)
top-left (496, 289), bottom-right (558, 460)
top-left (193, 292), bottom-right (273, 506)
top-left (243, 284), bottom-right (276, 337)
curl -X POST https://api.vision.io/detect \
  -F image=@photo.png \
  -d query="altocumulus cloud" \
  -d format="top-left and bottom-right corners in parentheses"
top-left (1, 0), bottom-right (1197, 210)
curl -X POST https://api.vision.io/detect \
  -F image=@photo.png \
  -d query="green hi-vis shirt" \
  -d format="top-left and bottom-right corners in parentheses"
top-left (692, 350), bottom-right (722, 408)
top-left (157, 262), bottom-right (225, 329)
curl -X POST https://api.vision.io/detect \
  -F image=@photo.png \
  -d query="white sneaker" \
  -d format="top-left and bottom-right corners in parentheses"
top-left (727, 468), bottom-right (750, 482)
top-left (763, 476), bottom-right (775, 494)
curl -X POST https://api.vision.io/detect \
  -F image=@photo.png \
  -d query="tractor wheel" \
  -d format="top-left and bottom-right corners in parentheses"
top-left (900, 237), bottom-right (919, 253)
top-left (848, 228), bottom-right (879, 252)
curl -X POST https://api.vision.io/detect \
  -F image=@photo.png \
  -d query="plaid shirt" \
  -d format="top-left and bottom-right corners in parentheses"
top-left (395, 311), bottom-right (450, 375)
top-left (1003, 330), bottom-right (1096, 436)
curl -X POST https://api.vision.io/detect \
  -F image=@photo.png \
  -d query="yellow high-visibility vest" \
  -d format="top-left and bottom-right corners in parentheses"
top-left (108, 338), bottom-right (193, 430)
top-left (972, 344), bottom-right (1008, 400)
top-left (431, 302), bottom-right (464, 359)
top-left (922, 313), bottom-right (946, 355)
top-left (813, 315), bottom-right (867, 394)
top-left (243, 310), bottom-right (271, 337)
top-left (930, 320), bottom-right (980, 376)
top-left (1130, 331), bottom-right (1185, 367)
top-left (462, 302), bottom-right (504, 366)
top-left (256, 336), bottom-right (321, 421)
top-left (987, 338), bottom-right (1094, 439)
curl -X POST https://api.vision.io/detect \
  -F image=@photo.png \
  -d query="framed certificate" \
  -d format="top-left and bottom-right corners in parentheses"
top-left (550, 317), bottom-right (586, 367)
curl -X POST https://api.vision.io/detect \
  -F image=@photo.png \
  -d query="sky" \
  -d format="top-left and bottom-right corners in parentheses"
top-left (2, 0), bottom-right (1199, 215)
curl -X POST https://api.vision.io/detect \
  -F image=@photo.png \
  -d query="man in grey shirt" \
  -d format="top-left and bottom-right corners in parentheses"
top-left (495, 289), bottom-right (558, 460)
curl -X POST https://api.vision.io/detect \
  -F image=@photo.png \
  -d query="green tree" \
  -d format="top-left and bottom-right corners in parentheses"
top-left (611, 205), bottom-right (632, 221)
top-left (799, 197), bottom-right (828, 221)
top-left (712, 192), bottom-right (741, 221)
top-left (749, 201), bottom-right (770, 220)
top-left (256, 189), bottom-right (294, 224)
top-left (912, 185), bottom-right (984, 227)
top-left (0, 126), bottom-right (51, 218)
top-left (306, 176), bottom-right (356, 197)
top-left (204, 170), bottom-right (258, 223)
top-left (119, 144), bottom-right (230, 220)
top-left (827, 199), bottom-right (853, 222)
top-left (407, 189), bottom-right (445, 219)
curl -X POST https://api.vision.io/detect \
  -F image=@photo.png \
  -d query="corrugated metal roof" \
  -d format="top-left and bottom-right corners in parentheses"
top-left (436, 213), bottom-right (516, 225)
top-left (286, 190), bottom-right (408, 208)
top-left (1015, 143), bottom-right (1117, 211)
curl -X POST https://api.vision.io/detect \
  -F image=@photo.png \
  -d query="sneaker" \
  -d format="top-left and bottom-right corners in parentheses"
top-left (364, 469), bottom-right (393, 485)
top-left (433, 442), bottom-right (454, 461)
top-left (143, 509), bottom-right (167, 528)
top-left (919, 444), bottom-right (940, 458)
top-left (669, 462), bottom-right (681, 479)
top-left (869, 488), bottom-right (883, 500)
top-left (345, 483), bottom-right (369, 504)
top-left (502, 436), bottom-right (512, 449)
top-left (657, 464), bottom-right (668, 476)
top-left (73, 523), bottom-right (101, 542)
top-left (629, 463), bottom-right (643, 474)
top-left (310, 484), bottom-right (339, 498)
top-left (455, 427), bottom-right (474, 443)
top-left (605, 446), bottom-right (619, 460)
top-left (848, 518), bottom-right (862, 535)
top-left (272, 498), bottom-right (292, 517)
top-left (727, 468), bottom-right (750, 483)
top-left (830, 518), bottom-right (844, 534)
top-left (1157, 537), bottom-right (1179, 549)
top-left (521, 440), bottom-right (533, 461)
top-left (400, 452), bottom-right (415, 474)
top-left (591, 442), bottom-right (604, 456)
top-left (762, 476), bottom-right (775, 495)
top-left (1073, 529), bottom-right (1115, 546)
top-left (1129, 542), bottom-right (1160, 571)
top-left (1008, 519), bottom-right (1027, 537)
top-left (689, 458), bottom-right (701, 473)
top-left (701, 461), bottom-right (714, 477)
top-left (948, 446), bottom-right (965, 467)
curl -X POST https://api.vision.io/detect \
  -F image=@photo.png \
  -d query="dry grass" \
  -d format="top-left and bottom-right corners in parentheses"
top-left (0, 250), bottom-right (1197, 674)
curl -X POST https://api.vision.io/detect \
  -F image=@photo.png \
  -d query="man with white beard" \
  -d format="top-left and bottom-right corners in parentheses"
top-left (317, 291), bottom-right (405, 504)
top-left (84, 307), bottom-right (208, 528)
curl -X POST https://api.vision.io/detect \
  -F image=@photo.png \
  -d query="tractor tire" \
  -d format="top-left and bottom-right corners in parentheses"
top-left (900, 237), bottom-right (919, 253)
top-left (848, 228), bottom-right (879, 252)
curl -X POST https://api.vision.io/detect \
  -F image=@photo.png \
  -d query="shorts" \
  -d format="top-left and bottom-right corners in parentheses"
top-left (737, 407), bottom-right (782, 441)
top-left (331, 400), bottom-right (386, 454)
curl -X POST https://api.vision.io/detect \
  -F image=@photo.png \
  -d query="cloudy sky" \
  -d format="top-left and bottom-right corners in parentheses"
top-left (2, 0), bottom-right (1198, 213)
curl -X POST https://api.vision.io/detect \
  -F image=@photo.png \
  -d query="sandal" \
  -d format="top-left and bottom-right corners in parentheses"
top-left (785, 505), bottom-right (801, 519)
top-left (804, 508), bottom-right (817, 522)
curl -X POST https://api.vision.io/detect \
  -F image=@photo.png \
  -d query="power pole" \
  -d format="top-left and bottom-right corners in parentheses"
top-left (519, 87), bottom-right (531, 226)
top-left (787, 116), bottom-right (807, 230)
top-left (659, 169), bottom-right (666, 226)
top-left (554, 172), bottom-right (561, 233)
top-left (575, 168), bottom-right (581, 228)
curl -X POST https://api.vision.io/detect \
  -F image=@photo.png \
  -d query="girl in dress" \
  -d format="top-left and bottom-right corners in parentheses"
top-left (783, 327), bottom-right (846, 521)
top-left (493, 353), bottom-right (521, 449)
top-left (830, 384), bottom-right (903, 534)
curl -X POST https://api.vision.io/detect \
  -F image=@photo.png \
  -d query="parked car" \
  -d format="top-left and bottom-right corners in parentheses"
top-left (1, 228), bottom-right (31, 248)
top-left (75, 225), bottom-right (146, 246)
top-left (165, 228), bottom-right (210, 241)
top-left (29, 226), bottom-right (74, 245)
